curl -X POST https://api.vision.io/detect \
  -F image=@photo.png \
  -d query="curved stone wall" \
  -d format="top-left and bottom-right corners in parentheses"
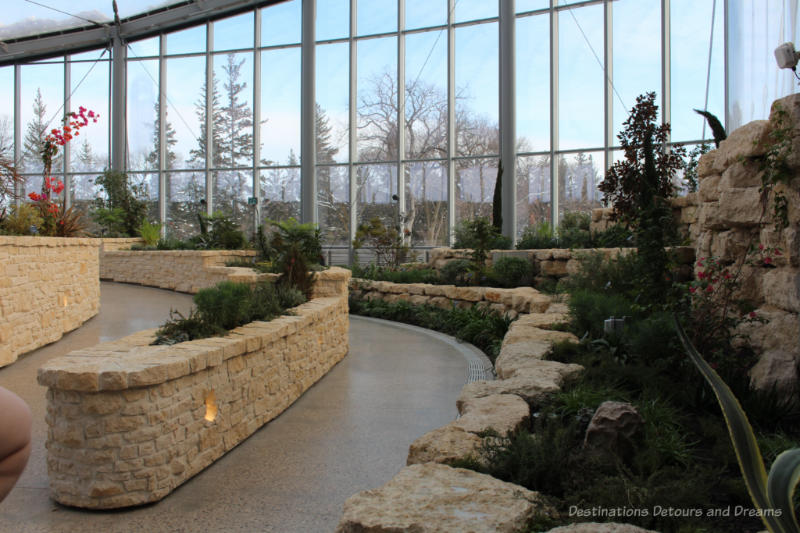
top-left (37, 268), bottom-right (351, 509)
top-left (0, 236), bottom-right (100, 367)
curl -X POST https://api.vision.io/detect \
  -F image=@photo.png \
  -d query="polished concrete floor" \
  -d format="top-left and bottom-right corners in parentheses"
top-left (0, 282), bottom-right (467, 533)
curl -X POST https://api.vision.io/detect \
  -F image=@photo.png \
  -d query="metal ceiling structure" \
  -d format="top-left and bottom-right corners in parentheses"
top-left (0, 0), bottom-right (286, 66)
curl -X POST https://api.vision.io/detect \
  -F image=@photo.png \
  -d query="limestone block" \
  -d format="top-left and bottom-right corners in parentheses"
top-left (709, 229), bottom-right (757, 263)
top-left (720, 160), bottom-right (764, 189)
top-left (697, 149), bottom-right (717, 179)
top-left (698, 174), bottom-right (721, 202)
top-left (501, 324), bottom-right (579, 349)
top-left (409, 295), bottom-right (429, 306)
top-left (515, 312), bottom-right (569, 329)
top-left (458, 362), bottom-right (583, 408)
top-left (717, 188), bottom-right (764, 227)
top-left (336, 464), bottom-right (554, 533)
top-left (750, 350), bottom-right (799, 396)
top-left (455, 286), bottom-right (486, 302)
top-left (762, 268), bottom-right (800, 312)
top-left (712, 120), bottom-right (771, 172)
top-left (546, 302), bottom-right (570, 315)
top-left (406, 424), bottom-right (484, 466)
top-left (454, 394), bottom-right (530, 435)
top-left (423, 284), bottom-right (448, 297)
top-left (428, 297), bottom-right (453, 310)
top-left (405, 283), bottom-right (426, 295)
top-left (546, 524), bottom-right (659, 533)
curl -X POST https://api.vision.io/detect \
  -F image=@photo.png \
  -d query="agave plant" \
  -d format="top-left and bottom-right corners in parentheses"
top-left (674, 317), bottom-right (800, 533)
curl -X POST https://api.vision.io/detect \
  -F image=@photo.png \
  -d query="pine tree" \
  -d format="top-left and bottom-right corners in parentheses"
top-left (146, 101), bottom-right (178, 170)
top-left (76, 138), bottom-right (95, 172)
top-left (216, 53), bottom-right (254, 221)
top-left (188, 74), bottom-right (224, 169)
top-left (23, 89), bottom-right (60, 175)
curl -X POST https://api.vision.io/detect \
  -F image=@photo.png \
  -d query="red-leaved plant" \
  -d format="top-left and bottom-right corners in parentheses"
top-left (28, 106), bottom-right (98, 236)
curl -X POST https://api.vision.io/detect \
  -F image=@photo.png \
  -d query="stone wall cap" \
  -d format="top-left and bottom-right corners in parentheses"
top-left (36, 295), bottom-right (341, 392)
top-left (0, 236), bottom-right (101, 247)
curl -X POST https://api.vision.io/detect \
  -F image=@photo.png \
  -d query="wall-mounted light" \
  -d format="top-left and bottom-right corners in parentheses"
top-left (204, 390), bottom-right (218, 422)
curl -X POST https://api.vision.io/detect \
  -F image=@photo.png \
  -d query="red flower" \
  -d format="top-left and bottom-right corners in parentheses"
top-left (689, 286), bottom-right (697, 294)
top-left (758, 244), bottom-right (765, 250)
top-left (764, 257), bottom-right (772, 265)
top-left (706, 285), bottom-right (714, 293)
top-left (748, 311), bottom-right (757, 319)
top-left (774, 249), bottom-right (782, 256)
top-left (697, 271), bottom-right (706, 279)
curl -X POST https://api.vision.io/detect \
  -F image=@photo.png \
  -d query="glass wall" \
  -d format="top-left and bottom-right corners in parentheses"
top-left (0, 0), bottom-right (726, 251)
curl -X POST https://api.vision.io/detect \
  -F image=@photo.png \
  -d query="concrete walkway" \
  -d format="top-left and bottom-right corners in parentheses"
top-left (0, 282), bottom-right (468, 533)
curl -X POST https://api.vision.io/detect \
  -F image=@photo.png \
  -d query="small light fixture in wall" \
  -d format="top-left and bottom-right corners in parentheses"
top-left (204, 390), bottom-right (218, 422)
top-left (59, 293), bottom-right (69, 307)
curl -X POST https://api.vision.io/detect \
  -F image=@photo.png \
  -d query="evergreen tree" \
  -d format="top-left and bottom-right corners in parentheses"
top-left (76, 138), bottom-right (95, 172)
top-left (188, 74), bottom-right (224, 169)
top-left (216, 53), bottom-right (254, 222)
top-left (146, 100), bottom-right (178, 170)
top-left (23, 89), bottom-right (60, 175)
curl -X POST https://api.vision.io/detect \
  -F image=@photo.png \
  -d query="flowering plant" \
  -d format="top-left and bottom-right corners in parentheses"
top-left (681, 246), bottom-right (776, 379)
top-left (27, 106), bottom-right (98, 236)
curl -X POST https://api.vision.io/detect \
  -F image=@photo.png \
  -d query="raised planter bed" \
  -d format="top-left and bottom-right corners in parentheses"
top-left (37, 268), bottom-right (351, 509)
top-left (0, 236), bottom-right (100, 367)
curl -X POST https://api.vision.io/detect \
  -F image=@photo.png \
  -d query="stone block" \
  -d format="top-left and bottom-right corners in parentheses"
top-left (336, 464), bottom-right (554, 533)
top-left (453, 394), bottom-right (530, 436)
top-left (698, 174), bottom-right (721, 202)
top-left (406, 425), bottom-right (484, 466)
top-left (712, 119), bottom-right (772, 172)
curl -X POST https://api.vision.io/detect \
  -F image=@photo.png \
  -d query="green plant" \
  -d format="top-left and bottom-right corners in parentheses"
top-left (568, 289), bottom-right (635, 339)
top-left (683, 143), bottom-right (711, 193)
top-left (153, 280), bottom-right (304, 345)
top-left (0, 203), bottom-right (43, 235)
top-left (92, 170), bottom-right (148, 237)
top-left (516, 220), bottom-right (557, 249)
top-left (270, 217), bottom-right (322, 296)
top-left (190, 212), bottom-right (247, 250)
top-left (491, 256), bottom-right (533, 288)
top-left (439, 259), bottom-right (473, 285)
top-left (352, 216), bottom-right (410, 268)
top-left (254, 224), bottom-right (273, 261)
top-left (351, 263), bottom-right (441, 285)
top-left (138, 219), bottom-right (161, 246)
top-left (674, 318), bottom-right (800, 533)
top-left (453, 216), bottom-right (512, 259)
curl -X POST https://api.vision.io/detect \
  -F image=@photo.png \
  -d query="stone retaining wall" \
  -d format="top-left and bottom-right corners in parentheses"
top-left (100, 249), bottom-right (262, 293)
top-left (0, 236), bottom-right (100, 367)
top-left (37, 268), bottom-right (351, 509)
top-left (427, 246), bottom-right (694, 286)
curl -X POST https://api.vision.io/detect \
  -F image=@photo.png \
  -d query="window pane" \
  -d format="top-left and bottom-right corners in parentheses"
top-left (672, 0), bottom-right (724, 142)
top-left (516, 155), bottom-right (552, 233)
top-left (127, 59), bottom-right (159, 171)
top-left (556, 151), bottom-right (604, 221)
top-left (261, 48), bottom-right (301, 165)
top-left (214, 12), bottom-right (254, 51)
top-left (70, 60), bottom-right (110, 172)
top-left (358, 0), bottom-right (397, 35)
top-left (317, 0), bottom-right (349, 41)
top-left (406, 0), bottom-right (446, 30)
top-left (0, 67), bottom-right (14, 161)
top-left (355, 163), bottom-right (397, 229)
top-left (168, 25), bottom-right (206, 55)
top-left (21, 62), bottom-right (64, 177)
top-left (167, 57), bottom-right (205, 171)
top-left (613, 0), bottom-right (661, 141)
top-left (516, 14), bottom-right (549, 153)
top-left (456, 22), bottom-right (499, 157)
top-left (559, 4), bottom-right (604, 150)
top-left (213, 52), bottom-right (254, 168)
top-left (455, 157), bottom-right (498, 224)
top-left (318, 165), bottom-right (350, 245)
top-left (128, 172), bottom-right (159, 226)
top-left (316, 43), bottom-right (349, 163)
top-left (405, 31), bottom-right (447, 160)
top-left (260, 167), bottom-right (300, 221)
top-left (407, 161), bottom-right (447, 246)
top-left (262, 0), bottom-right (301, 46)
top-left (128, 37), bottom-right (160, 59)
top-left (213, 169), bottom-right (254, 232)
top-left (167, 171), bottom-right (206, 239)
top-left (357, 36), bottom-right (398, 162)
top-left (70, 49), bottom-right (108, 62)
top-left (456, 0), bottom-right (497, 23)
top-left (517, 0), bottom-right (549, 13)
top-left (70, 174), bottom-right (101, 228)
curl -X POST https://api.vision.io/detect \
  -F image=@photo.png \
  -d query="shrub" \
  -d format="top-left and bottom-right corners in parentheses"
top-left (568, 289), bottom-right (635, 339)
top-left (190, 212), bottom-right (247, 250)
top-left (439, 259), bottom-right (473, 285)
top-left (153, 280), bottom-right (304, 345)
top-left (491, 256), bottom-right (533, 288)
top-left (92, 170), bottom-right (148, 237)
top-left (270, 218), bottom-right (323, 296)
top-left (453, 216), bottom-right (512, 262)
top-left (138, 219), bottom-right (161, 246)
top-left (0, 203), bottom-right (43, 235)
top-left (516, 221), bottom-right (557, 249)
top-left (353, 216), bottom-right (410, 268)
top-left (351, 263), bottom-right (441, 284)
